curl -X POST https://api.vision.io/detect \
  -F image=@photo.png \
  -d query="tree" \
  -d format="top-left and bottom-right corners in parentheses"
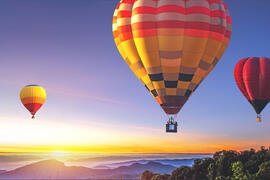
top-left (213, 150), bottom-right (239, 177)
top-left (192, 158), bottom-right (214, 180)
top-left (208, 162), bottom-right (217, 180)
top-left (151, 174), bottom-right (170, 180)
top-left (169, 166), bottom-right (192, 180)
top-left (245, 146), bottom-right (270, 174)
top-left (256, 161), bottom-right (270, 180)
top-left (140, 148), bottom-right (270, 180)
top-left (231, 161), bottom-right (253, 180)
top-left (141, 170), bottom-right (155, 180)
top-left (215, 176), bottom-right (227, 180)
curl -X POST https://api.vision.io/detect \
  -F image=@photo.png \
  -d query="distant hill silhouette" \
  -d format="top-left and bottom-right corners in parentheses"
top-left (0, 159), bottom-right (175, 179)
top-left (0, 170), bottom-right (6, 174)
top-left (94, 158), bottom-right (196, 169)
top-left (69, 154), bottom-right (211, 163)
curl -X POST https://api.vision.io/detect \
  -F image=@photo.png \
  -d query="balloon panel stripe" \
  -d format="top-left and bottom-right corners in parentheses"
top-left (23, 103), bottom-right (43, 115)
top-left (21, 97), bottom-right (46, 104)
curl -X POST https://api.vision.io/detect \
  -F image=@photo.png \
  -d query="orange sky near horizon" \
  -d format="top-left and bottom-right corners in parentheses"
top-left (0, 116), bottom-right (269, 154)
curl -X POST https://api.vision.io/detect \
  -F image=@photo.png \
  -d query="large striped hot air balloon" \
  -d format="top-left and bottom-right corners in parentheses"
top-left (234, 57), bottom-right (270, 122)
top-left (113, 0), bottom-right (232, 132)
top-left (20, 84), bottom-right (47, 119)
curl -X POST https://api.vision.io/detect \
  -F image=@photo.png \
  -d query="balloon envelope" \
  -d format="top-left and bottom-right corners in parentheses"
top-left (20, 84), bottom-right (46, 118)
top-left (234, 57), bottom-right (270, 115)
top-left (113, 0), bottom-right (232, 115)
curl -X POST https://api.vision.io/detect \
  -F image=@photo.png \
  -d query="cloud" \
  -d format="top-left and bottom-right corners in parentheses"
top-left (46, 86), bottom-right (127, 105)
top-left (0, 79), bottom-right (127, 105)
top-left (0, 154), bottom-right (42, 163)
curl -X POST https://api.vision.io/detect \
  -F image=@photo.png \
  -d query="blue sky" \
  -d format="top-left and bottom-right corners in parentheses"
top-left (0, 0), bottom-right (269, 153)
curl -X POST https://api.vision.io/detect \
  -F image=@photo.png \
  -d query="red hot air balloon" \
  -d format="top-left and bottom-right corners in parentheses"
top-left (234, 57), bottom-right (270, 122)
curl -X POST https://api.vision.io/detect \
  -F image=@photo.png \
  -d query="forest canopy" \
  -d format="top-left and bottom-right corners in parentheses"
top-left (141, 147), bottom-right (270, 180)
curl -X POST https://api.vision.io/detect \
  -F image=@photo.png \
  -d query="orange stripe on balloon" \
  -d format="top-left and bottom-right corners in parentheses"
top-left (184, 29), bottom-right (209, 38)
top-left (21, 97), bottom-right (45, 104)
top-left (185, 29), bottom-right (224, 42)
top-left (132, 29), bottom-right (157, 38)
top-left (113, 31), bottom-right (119, 39)
top-left (157, 28), bottom-right (184, 36)
top-left (119, 32), bottom-right (133, 41)
top-left (112, 17), bottom-right (117, 24)
top-left (155, 96), bottom-right (162, 105)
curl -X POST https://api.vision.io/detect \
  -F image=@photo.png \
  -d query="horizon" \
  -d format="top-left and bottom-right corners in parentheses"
top-left (0, 151), bottom-right (212, 171)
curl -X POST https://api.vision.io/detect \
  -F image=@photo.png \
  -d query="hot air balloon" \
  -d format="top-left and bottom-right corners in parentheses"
top-left (20, 84), bottom-right (46, 119)
top-left (113, 0), bottom-right (232, 132)
top-left (234, 57), bottom-right (270, 122)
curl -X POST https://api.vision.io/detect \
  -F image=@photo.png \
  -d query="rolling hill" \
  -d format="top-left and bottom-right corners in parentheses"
top-left (0, 159), bottom-right (175, 179)
top-left (93, 158), bottom-right (196, 169)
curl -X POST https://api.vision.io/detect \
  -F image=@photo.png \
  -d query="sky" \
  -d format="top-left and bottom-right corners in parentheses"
top-left (0, 0), bottom-right (269, 154)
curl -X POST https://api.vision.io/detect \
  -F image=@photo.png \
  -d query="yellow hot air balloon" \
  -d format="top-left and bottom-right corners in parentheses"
top-left (113, 0), bottom-right (232, 132)
top-left (20, 84), bottom-right (46, 119)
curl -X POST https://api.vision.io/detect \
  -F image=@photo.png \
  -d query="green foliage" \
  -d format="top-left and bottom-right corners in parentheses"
top-left (192, 158), bottom-right (214, 180)
top-left (245, 146), bottom-right (270, 174)
top-left (169, 166), bottom-right (192, 180)
top-left (141, 170), bottom-right (155, 180)
top-left (215, 176), bottom-right (228, 180)
top-left (256, 161), bottom-right (270, 180)
top-left (231, 161), bottom-right (253, 180)
top-left (151, 174), bottom-right (170, 180)
top-left (213, 150), bottom-right (239, 177)
top-left (141, 147), bottom-right (270, 180)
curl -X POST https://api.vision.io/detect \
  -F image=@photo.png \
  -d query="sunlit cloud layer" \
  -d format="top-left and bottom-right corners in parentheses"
top-left (0, 115), bottom-right (269, 154)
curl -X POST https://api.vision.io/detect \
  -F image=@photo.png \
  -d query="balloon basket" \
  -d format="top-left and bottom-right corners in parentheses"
top-left (166, 116), bottom-right (178, 133)
top-left (256, 115), bottom-right (261, 123)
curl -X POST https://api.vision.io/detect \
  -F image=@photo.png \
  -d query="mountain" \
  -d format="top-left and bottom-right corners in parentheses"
top-left (0, 159), bottom-right (93, 179)
top-left (111, 161), bottom-right (174, 175)
top-left (0, 170), bottom-right (6, 174)
top-left (94, 158), bottom-right (196, 169)
top-left (0, 159), bottom-right (175, 179)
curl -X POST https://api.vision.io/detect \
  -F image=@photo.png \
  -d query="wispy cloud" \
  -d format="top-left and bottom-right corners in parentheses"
top-left (46, 86), bottom-right (127, 105)
top-left (0, 79), bottom-right (127, 105)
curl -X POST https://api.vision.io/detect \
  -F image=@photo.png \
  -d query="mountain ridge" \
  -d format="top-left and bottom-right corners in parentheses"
top-left (0, 159), bottom-right (175, 179)
top-left (93, 158), bottom-right (197, 169)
